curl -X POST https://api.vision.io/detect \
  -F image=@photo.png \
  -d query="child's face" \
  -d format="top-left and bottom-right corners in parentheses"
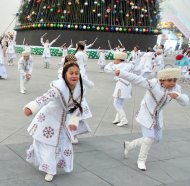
top-left (114, 59), bottom-right (121, 64)
top-left (24, 55), bottom-right (30, 61)
top-left (66, 66), bottom-right (80, 89)
top-left (161, 79), bottom-right (177, 89)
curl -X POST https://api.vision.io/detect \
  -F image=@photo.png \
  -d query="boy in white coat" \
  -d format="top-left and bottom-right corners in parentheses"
top-left (105, 51), bottom-right (134, 127)
top-left (115, 68), bottom-right (189, 171)
top-left (18, 51), bottom-right (33, 94)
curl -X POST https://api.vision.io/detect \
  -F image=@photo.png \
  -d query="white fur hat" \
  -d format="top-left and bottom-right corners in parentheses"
top-left (114, 52), bottom-right (127, 60)
top-left (158, 68), bottom-right (181, 80)
top-left (156, 49), bottom-right (163, 54)
top-left (22, 50), bottom-right (30, 57)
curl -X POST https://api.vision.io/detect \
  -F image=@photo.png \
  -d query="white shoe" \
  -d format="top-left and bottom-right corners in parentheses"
top-left (124, 141), bottom-right (130, 158)
top-left (20, 90), bottom-right (26, 94)
top-left (72, 137), bottom-right (79, 144)
top-left (45, 174), bottom-right (54, 182)
top-left (137, 160), bottom-right (146, 171)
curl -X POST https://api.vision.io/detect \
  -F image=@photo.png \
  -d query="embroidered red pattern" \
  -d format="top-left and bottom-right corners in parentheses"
top-left (43, 126), bottom-right (54, 138)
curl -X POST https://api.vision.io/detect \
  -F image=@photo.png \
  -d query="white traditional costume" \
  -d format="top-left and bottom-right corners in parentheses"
top-left (25, 78), bottom-right (92, 176)
top-left (97, 49), bottom-right (108, 72)
top-left (120, 68), bottom-right (189, 171)
top-left (41, 38), bottom-right (57, 68)
top-left (152, 49), bottom-right (165, 76)
top-left (75, 47), bottom-right (94, 88)
top-left (105, 52), bottom-right (134, 127)
top-left (0, 43), bottom-right (7, 79)
top-left (18, 51), bottom-right (33, 93)
top-left (59, 44), bottom-right (72, 67)
top-left (7, 33), bottom-right (16, 65)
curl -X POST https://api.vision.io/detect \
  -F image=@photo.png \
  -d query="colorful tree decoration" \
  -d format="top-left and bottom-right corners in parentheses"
top-left (15, 0), bottom-right (161, 34)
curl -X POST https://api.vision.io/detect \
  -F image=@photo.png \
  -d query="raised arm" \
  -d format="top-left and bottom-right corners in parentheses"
top-left (116, 70), bottom-right (156, 89)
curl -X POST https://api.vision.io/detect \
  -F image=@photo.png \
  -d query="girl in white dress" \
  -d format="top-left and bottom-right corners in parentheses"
top-left (115, 68), bottom-right (189, 171)
top-left (24, 54), bottom-right (92, 182)
top-left (7, 32), bottom-right (16, 66)
top-left (0, 38), bottom-right (7, 79)
top-left (40, 35), bottom-right (60, 68)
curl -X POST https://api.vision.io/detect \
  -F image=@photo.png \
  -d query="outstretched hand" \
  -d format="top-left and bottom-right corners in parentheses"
top-left (168, 93), bottom-right (178, 99)
top-left (115, 70), bottom-right (120, 76)
top-left (69, 124), bottom-right (77, 131)
top-left (24, 108), bottom-right (32, 116)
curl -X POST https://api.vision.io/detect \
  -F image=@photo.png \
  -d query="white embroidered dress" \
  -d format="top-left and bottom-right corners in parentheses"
top-left (25, 79), bottom-right (92, 175)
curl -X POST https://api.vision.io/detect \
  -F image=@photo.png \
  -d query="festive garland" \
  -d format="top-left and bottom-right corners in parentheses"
top-left (15, 45), bottom-right (127, 60)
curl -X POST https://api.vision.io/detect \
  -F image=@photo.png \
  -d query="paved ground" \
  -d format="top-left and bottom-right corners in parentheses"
top-left (0, 54), bottom-right (190, 186)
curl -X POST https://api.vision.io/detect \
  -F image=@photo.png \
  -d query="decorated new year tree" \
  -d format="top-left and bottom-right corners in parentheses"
top-left (16, 0), bottom-right (160, 33)
top-left (15, 0), bottom-right (161, 50)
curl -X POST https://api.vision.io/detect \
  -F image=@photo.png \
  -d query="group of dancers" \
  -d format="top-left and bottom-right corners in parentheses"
top-left (0, 32), bottom-right (189, 182)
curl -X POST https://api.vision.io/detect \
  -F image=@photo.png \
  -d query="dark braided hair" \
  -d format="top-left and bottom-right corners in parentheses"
top-left (62, 60), bottom-right (83, 113)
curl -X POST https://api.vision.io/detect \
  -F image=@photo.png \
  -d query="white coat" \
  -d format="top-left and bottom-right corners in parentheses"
top-left (105, 62), bottom-right (134, 99)
top-left (119, 71), bottom-right (189, 129)
top-left (18, 56), bottom-right (33, 75)
top-left (25, 79), bottom-right (92, 146)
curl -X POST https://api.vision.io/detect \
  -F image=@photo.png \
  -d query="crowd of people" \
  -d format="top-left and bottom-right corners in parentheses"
top-left (0, 32), bottom-right (189, 182)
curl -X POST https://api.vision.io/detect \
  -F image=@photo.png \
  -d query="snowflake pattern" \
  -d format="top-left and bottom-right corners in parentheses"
top-left (37, 113), bottom-right (46, 122)
top-left (41, 164), bottom-right (49, 172)
top-left (43, 126), bottom-right (54, 138)
top-left (64, 149), bottom-right (72, 157)
top-left (57, 160), bottom-right (66, 168)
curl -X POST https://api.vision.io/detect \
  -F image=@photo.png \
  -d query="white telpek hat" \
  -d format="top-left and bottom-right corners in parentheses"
top-left (158, 68), bottom-right (181, 80)
top-left (114, 52), bottom-right (127, 60)
top-left (22, 50), bottom-right (30, 57)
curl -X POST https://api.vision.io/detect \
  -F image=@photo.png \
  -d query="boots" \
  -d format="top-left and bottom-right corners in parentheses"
top-left (137, 138), bottom-right (154, 171)
top-left (116, 109), bottom-right (128, 127)
top-left (124, 138), bottom-right (143, 158)
top-left (45, 174), bottom-right (54, 182)
top-left (113, 113), bottom-right (120, 124)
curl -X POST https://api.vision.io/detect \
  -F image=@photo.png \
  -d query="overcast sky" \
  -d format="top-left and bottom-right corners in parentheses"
top-left (0, 0), bottom-right (20, 35)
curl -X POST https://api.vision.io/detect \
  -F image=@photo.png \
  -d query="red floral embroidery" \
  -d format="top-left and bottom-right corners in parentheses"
top-left (37, 113), bottom-right (46, 122)
top-left (26, 151), bottom-right (33, 160)
top-left (43, 126), bottom-right (54, 138)
top-left (36, 96), bottom-right (49, 105)
top-left (47, 89), bottom-right (56, 97)
top-left (41, 164), bottom-right (49, 172)
top-left (57, 160), bottom-right (66, 168)
top-left (64, 149), bottom-right (72, 157)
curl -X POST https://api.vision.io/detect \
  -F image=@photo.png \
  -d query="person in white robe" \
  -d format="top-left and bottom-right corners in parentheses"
top-left (115, 68), bottom-right (189, 171)
top-left (40, 35), bottom-right (59, 68)
top-left (105, 51), bottom-right (134, 127)
top-left (0, 38), bottom-right (7, 79)
top-left (18, 51), bottom-right (33, 94)
top-left (23, 56), bottom-right (92, 182)
top-left (152, 49), bottom-right (165, 77)
top-left (58, 43), bottom-right (72, 67)
top-left (7, 32), bottom-right (16, 66)
top-left (75, 41), bottom-right (94, 89)
top-left (97, 47), bottom-right (109, 72)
